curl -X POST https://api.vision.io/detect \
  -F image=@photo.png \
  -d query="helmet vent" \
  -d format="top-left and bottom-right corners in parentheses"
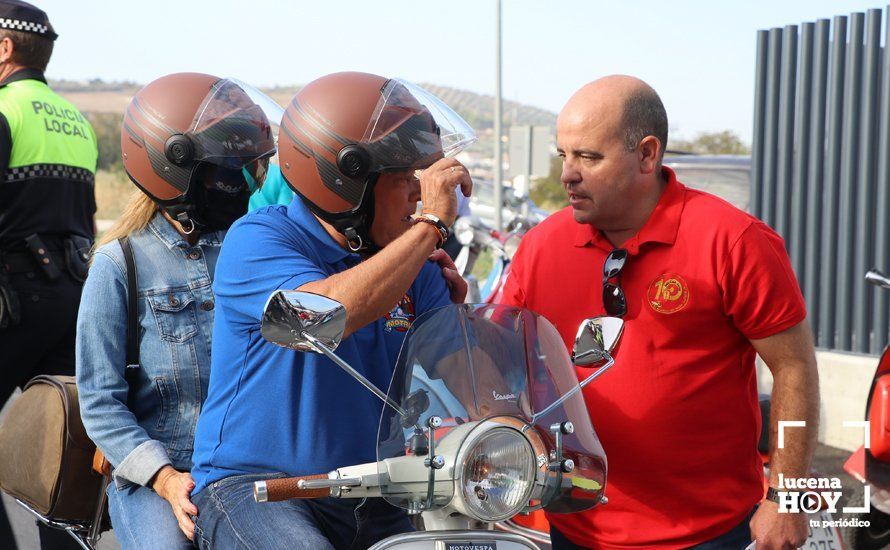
top-left (337, 145), bottom-right (370, 178)
top-left (165, 134), bottom-right (194, 165)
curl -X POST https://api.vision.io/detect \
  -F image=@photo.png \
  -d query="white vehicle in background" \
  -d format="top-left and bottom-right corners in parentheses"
top-left (467, 155), bottom-right (751, 227)
top-left (663, 154), bottom-right (751, 211)
top-left (468, 178), bottom-right (549, 230)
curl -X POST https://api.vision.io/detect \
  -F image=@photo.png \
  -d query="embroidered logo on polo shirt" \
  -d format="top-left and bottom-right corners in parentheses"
top-left (647, 273), bottom-right (690, 314)
top-left (384, 294), bottom-right (415, 333)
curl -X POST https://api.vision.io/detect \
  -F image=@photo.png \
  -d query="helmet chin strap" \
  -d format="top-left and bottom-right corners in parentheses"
top-left (161, 193), bottom-right (202, 233)
top-left (344, 228), bottom-right (364, 252)
top-left (330, 212), bottom-right (380, 257)
top-left (125, 167), bottom-right (201, 232)
top-left (295, 174), bottom-right (383, 257)
top-left (178, 216), bottom-right (197, 235)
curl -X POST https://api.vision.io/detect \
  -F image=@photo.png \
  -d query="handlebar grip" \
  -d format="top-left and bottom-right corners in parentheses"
top-left (254, 474), bottom-right (331, 503)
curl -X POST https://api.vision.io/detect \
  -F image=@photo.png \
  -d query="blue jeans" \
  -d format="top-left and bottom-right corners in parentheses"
top-left (106, 481), bottom-right (192, 550)
top-left (191, 472), bottom-right (414, 550)
top-left (687, 509), bottom-right (754, 550)
top-left (550, 508), bottom-right (755, 549)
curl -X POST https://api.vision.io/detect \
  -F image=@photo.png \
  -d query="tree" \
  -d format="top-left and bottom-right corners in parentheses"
top-left (668, 130), bottom-right (750, 155)
top-left (530, 156), bottom-right (568, 212)
top-left (84, 112), bottom-right (123, 172)
top-left (529, 129), bottom-right (750, 213)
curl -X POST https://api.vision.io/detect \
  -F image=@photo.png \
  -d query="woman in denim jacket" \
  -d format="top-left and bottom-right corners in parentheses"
top-left (76, 73), bottom-right (277, 549)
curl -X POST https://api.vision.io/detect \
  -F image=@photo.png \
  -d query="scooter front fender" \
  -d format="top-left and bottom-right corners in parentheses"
top-left (369, 530), bottom-right (539, 550)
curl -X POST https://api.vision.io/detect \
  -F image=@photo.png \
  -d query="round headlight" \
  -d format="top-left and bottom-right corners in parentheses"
top-left (459, 428), bottom-right (535, 521)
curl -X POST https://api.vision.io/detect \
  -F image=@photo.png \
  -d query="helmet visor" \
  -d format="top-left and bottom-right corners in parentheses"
top-left (187, 78), bottom-right (281, 171)
top-left (243, 156), bottom-right (271, 192)
top-left (361, 79), bottom-right (477, 172)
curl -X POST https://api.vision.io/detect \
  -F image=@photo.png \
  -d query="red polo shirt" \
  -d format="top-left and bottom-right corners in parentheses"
top-left (499, 167), bottom-right (806, 549)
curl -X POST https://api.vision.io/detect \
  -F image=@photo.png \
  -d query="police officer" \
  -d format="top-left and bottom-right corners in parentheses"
top-left (0, 2), bottom-right (97, 548)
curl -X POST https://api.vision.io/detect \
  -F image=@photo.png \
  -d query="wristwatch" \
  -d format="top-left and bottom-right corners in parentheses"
top-left (766, 486), bottom-right (811, 508)
top-left (412, 214), bottom-right (449, 248)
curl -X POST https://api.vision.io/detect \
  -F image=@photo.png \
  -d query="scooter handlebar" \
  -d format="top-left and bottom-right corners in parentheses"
top-left (254, 473), bottom-right (332, 502)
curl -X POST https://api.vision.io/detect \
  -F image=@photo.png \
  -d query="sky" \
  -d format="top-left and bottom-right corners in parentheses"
top-left (37, 0), bottom-right (890, 145)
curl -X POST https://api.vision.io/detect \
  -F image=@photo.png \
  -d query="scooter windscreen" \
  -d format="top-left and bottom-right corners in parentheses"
top-left (376, 304), bottom-right (607, 516)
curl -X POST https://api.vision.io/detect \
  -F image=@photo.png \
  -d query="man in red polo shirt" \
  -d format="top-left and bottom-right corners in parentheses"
top-left (499, 75), bottom-right (819, 549)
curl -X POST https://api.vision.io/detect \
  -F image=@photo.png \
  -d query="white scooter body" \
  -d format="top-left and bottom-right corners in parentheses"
top-left (256, 295), bottom-right (623, 550)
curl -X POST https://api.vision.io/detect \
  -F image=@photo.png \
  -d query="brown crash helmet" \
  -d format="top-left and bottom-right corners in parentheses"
top-left (121, 72), bottom-right (277, 227)
top-left (278, 72), bottom-right (446, 252)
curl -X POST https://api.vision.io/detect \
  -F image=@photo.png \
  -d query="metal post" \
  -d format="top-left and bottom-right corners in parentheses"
top-left (836, 12), bottom-right (864, 351)
top-left (523, 125), bottom-right (533, 218)
top-left (804, 19), bottom-right (830, 342)
top-left (819, 15), bottom-right (847, 350)
top-left (874, 6), bottom-right (890, 351)
top-left (776, 25), bottom-right (798, 244)
top-left (762, 28), bottom-right (784, 228)
top-left (493, 0), bottom-right (503, 232)
top-left (88, 474), bottom-right (110, 545)
top-left (791, 24), bottom-right (812, 282)
top-left (853, 9), bottom-right (882, 352)
top-left (752, 30), bottom-right (769, 218)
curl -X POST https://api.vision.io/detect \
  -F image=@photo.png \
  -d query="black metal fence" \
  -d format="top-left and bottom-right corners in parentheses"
top-left (752, 7), bottom-right (890, 354)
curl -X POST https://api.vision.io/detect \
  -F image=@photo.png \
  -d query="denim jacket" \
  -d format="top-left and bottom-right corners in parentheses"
top-left (76, 213), bottom-right (223, 488)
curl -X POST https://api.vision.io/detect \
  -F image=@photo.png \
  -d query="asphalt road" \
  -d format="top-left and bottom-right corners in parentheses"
top-left (3, 491), bottom-right (119, 549)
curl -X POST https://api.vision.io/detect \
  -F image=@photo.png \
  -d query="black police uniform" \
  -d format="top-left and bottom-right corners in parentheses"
top-left (0, 66), bottom-right (97, 403)
top-left (0, 2), bottom-right (98, 549)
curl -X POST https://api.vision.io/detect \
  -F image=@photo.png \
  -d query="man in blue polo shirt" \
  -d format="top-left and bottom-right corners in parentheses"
top-left (190, 72), bottom-right (476, 550)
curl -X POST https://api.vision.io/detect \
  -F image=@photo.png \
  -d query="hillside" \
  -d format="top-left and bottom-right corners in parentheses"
top-left (50, 79), bottom-right (556, 130)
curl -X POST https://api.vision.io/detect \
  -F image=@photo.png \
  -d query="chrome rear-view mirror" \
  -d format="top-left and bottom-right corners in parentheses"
top-left (261, 290), bottom-right (347, 352)
top-left (260, 289), bottom-right (407, 417)
top-left (572, 317), bottom-right (624, 367)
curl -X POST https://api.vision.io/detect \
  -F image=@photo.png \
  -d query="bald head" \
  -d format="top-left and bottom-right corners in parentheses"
top-left (561, 75), bottom-right (668, 159)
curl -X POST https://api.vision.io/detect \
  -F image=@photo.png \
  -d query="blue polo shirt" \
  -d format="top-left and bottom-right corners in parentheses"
top-left (191, 197), bottom-right (450, 493)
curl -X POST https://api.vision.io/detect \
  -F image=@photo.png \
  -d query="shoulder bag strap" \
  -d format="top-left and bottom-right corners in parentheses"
top-left (118, 237), bottom-right (139, 388)
top-left (92, 236), bottom-right (141, 478)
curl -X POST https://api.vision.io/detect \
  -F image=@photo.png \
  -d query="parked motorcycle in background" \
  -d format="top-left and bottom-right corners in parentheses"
top-left (466, 178), bottom-right (549, 235)
top-left (842, 269), bottom-right (890, 548)
top-left (254, 291), bottom-right (623, 549)
top-left (453, 214), bottom-right (539, 304)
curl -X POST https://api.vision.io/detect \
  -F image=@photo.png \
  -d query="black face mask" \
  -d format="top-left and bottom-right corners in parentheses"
top-left (190, 164), bottom-right (251, 232)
